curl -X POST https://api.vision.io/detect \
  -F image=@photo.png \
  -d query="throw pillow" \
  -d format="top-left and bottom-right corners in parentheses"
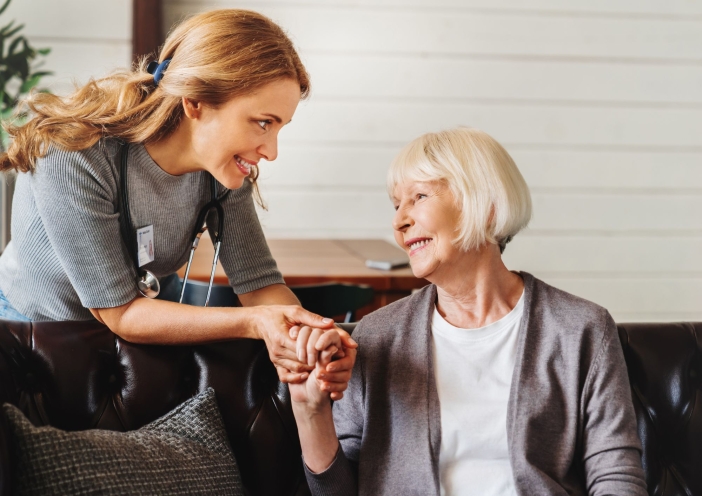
top-left (3, 388), bottom-right (243, 495)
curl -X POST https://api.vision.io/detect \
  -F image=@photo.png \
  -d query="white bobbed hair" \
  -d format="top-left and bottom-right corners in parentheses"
top-left (387, 127), bottom-right (532, 253)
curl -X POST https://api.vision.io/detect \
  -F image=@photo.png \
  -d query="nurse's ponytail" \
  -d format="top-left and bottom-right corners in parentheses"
top-left (0, 9), bottom-right (310, 176)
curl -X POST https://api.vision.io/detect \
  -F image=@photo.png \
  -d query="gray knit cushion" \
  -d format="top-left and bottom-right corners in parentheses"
top-left (3, 388), bottom-right (243, 495)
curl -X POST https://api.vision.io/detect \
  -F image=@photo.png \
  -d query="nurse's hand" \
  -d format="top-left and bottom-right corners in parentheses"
top-left (249, 305), bottom-right (338, 377)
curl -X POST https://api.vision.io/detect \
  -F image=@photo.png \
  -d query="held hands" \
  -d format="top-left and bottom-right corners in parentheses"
top-left (287, 325), bottom-right (358, 407)
top-left (249, 304), bottom-right (357, 401)
top-left (250, 304), bottom-right (334, 373)
top-left (289, 325), bottom-right (357, 403)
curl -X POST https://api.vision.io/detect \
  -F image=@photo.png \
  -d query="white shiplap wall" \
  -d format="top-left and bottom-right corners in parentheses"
top-left (15, 1), bottom-right (701, 322)
top-left (165, 0), bottom-right (702, 323)
top-left (9, 0), bottom-right (132, 95)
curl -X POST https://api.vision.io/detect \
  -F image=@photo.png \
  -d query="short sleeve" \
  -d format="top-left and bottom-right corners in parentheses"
top-left (213, 181), bottom-right (284, 295)
top-left (31, 144), bottom-right (138, 309)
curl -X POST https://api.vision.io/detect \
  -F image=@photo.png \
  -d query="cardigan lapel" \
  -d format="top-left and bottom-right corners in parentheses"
top-left (422, 284), bottom-right (442, 496)
top-left (506, 271), bottom-right (536, 491)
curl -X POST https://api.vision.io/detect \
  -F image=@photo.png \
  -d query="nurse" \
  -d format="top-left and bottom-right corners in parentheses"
top-left (0, 9), bottom-right (355, 391)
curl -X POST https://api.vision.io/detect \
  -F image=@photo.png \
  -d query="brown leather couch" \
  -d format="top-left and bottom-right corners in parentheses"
top-left (0, 319), bottom-right (700, 496)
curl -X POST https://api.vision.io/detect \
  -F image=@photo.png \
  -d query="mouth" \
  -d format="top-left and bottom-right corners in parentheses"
top-left (405, 237), bottom-right (433, 255)
top-left (234, 155), bottom-right (257, 175)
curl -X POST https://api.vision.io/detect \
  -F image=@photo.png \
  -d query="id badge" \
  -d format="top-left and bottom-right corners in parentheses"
top-left (136, 225), bottom-right (155, 267)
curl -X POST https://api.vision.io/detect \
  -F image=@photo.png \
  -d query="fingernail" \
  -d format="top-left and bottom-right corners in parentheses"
top-left (349, 338), bottom-right (358, 346)
top-left (301, 373), bottom-right (308, 380)
top-left (322, 318), bottom-right (332, 323)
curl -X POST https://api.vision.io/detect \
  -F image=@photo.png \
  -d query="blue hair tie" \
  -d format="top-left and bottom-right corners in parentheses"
top-left (147, 59), bottom-right (171, 86)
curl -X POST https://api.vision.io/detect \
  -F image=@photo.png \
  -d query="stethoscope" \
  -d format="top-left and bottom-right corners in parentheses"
top-left (118, 143), bottom-right (225, 306)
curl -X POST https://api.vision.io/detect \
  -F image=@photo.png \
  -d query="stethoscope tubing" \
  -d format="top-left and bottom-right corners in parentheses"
top-left (119, 142), bottom-right (225, 305)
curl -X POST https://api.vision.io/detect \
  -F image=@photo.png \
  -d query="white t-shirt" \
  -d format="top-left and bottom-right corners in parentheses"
top-left (431, 291), bottom-right (525, 496)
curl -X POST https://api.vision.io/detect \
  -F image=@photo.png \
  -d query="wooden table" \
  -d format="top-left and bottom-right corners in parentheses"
top-left (177, 234), bottom-right (427, 317)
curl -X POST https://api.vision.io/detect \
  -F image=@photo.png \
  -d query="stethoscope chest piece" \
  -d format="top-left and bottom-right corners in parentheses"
top-left (137, 270), bottom-right (161, 298)
top-left (119, 142), bottom-right (224, 303)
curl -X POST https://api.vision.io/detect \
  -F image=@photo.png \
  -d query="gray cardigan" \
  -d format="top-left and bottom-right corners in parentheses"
top-left (305, 272), bottom-right (647, 495)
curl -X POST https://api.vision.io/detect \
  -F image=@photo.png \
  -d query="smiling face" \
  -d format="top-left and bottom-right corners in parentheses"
top-left (392, 180), bottom-right (465, 282)
top-left (186, 78), bottom-right (301, 189)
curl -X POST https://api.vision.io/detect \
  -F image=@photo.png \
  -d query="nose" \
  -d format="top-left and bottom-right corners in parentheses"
top-left (257, 133), bottom-right (278, 162)
top-left (392, 203), bottom-right (412, 232)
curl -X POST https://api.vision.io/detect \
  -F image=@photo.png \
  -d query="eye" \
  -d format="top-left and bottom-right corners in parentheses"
top-left (257, 119), bottom-right (272, 130)
top-left (416, 193), bottom-right (427, 201)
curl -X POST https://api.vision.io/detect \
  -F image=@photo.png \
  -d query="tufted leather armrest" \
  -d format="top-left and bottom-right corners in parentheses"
top-left (0, 319), bottom-right (310, 496)
top-left (618, 322), bottom-right (702, 496)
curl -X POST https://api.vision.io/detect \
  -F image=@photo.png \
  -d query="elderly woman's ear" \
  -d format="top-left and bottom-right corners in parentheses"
top-left (486, 205), bottom-right (514, 254)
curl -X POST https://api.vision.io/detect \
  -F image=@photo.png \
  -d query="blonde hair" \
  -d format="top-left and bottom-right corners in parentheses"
top-left (388, 127), bottom-right (532, 253)
top-left (0, 9), bottom-right (310, 183)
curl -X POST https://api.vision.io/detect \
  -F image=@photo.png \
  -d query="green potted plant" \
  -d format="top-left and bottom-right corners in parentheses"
top-left (0, 0), bottom-right (51, 250)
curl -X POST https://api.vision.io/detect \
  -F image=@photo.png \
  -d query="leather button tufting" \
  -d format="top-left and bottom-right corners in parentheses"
top-left (24, 372), bottom-right (35, 386)
top-left (618, 322), bottom-right (702, 496)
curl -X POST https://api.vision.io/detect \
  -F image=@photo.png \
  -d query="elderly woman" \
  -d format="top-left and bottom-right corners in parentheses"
top-left (290, 127), bottom-right (647, 495)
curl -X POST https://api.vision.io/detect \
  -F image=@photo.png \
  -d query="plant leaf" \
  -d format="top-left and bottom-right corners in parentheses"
top-left (6, 54), bottom-right (28, 80)
top-left (29, 70), bottom-right (51, 78)
top-left (0, 0), bottom-right (53, 109)
top-left (0, 107), bottom-right (14, 120)
top-left (0, 0), bottom-right (10, 17)
top-left (2, 23), bottom-right (23, 40)
top-left (2, 91), bottom-right (12, 110)
top-left (7, 34), bottom-right (25, 55)
top-left (19, 73), bottom-right (39, 93)
top-left (0, 20), bottom-right (15, 37)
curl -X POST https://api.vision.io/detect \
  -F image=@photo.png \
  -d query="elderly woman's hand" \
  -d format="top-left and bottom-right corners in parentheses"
top-left (249, 305), bottom-right (338, 377)
top-left (287, 326), bottom-right (358, 405)
top-left (316, 332), bottom-right (357, 401)
top-left (288, 327), bottom-right (353, 476)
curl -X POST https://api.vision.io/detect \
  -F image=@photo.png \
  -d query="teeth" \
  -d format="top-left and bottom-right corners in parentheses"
top-left (410, 239), bottom-right (431, 250)
top-left (235, 156), bottom-right (253, 170)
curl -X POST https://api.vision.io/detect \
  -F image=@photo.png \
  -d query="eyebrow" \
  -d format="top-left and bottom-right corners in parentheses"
top-left (262, 113), bottom-right (287, 124)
